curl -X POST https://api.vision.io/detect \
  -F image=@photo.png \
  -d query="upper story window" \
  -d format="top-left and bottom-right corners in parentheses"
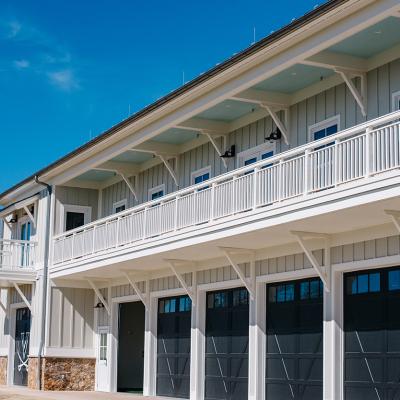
top-left (346, 271), bottom-right (380, 295)
top-left (392, 90), bottom-right (400, 111)
top-left (148, 184), bottom-right (165, 201)
top-left (113, 199), bottom-right (127, 214)
top-left (61, 204), bottom-right (91, 232)
top-left (191, 166), bottom-right (211, 185)
top-left (309, 115), bottom-right (340, 142)
top-left (237, 142), bottom-right (276, 168)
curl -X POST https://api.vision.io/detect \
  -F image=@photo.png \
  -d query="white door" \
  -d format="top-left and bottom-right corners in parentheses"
top-left (96, 328), bottom-right (109, 391)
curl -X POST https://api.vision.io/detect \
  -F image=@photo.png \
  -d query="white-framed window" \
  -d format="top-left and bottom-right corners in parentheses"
top-left (392, 90), bottom-right (400, 111)
top-left (60, 204), bottom-right (92, 232)
top-left (113, 199), bottom-right (127, 214)
top-left (148, 184), bottom-right (165, 201)
top-left (191, 166), bottom-right (211, 185)
top-left (98, 327), bottom-right (108, 365)
top-left (237, 142), bottom-right (276, 168)
top-left (309, 115), bottom-right (340, 142)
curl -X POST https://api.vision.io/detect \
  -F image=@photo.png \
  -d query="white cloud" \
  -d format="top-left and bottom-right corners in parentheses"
top-left (47, 69), bottom-right (79, 91)
top-left (13, 59), bottom-right (29, 69)
top-left (6, 20), bottom-right (21, 38)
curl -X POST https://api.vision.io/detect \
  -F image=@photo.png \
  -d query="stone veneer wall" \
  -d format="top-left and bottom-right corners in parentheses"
top-left (28, 357), bottom-right (40, 389)
top-left (0, 356), bottom-right (7, 385)
top-left (41, 357), bottom-right (95, 391)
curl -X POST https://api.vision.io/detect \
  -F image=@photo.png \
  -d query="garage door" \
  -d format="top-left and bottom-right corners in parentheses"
top-left (266, 278), bottom-right (323, 400)
top-left (156, 295), bottom-right (191, 398)
top-left (205, 287), bottom-right (249, 400)
top-left (344, 268), bottom-right (400, 399)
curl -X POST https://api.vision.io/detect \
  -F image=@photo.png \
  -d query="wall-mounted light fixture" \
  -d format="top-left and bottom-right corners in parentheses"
top-left (220, 144), bottom-right (236, 159)
top-left (265, 128), bottom-right (282, 143)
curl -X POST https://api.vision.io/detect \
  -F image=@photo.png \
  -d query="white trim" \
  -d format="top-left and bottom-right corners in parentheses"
top-left (44, 347), bottom-right (95, 358)
top-left (112, 199), bottom-right (127, 214)
top-left (59, 204), bottom-right (92, 233)
top-left (237, 142), bottom-right (276, 167)
top-left (308, 115), bottom-right (341, 142)
top-left (392, 90), bottom-right (400, 111)
top-left (191, 166), bottom-right (211, 185)
top-left (148, 184), bottom-right (165, 201)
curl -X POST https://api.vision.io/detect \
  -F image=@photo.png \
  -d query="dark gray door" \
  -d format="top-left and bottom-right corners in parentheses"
top-left (156, 295), bottom-right (191, 398)
top-left (344, 268), bottom-right (400, 399)
top-left (266, 278), bottom-right (323, 400)
top-left (205, 287), bottom-right (249, 400)
top-left (14, 307), bottom-right (31, 386)
top-left (117, 302), bottom-right (145, 392)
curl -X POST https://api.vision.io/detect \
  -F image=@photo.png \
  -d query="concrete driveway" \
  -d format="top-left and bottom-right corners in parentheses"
top-left (0, 386), bottom-right (177, 400)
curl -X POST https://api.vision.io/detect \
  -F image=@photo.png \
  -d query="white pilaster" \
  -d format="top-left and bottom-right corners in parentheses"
top-left (248, 281), bottom-right (266, 400)
top-left (323, 268), bottom-right (343, 400)
top-left (143, 282), bottom-right (157, 396)
top-left (190, 275), bottom-right (206, 400)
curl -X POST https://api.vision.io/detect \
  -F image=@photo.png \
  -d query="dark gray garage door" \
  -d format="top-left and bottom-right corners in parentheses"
top-left (266, 278), bottom-right (323, 400)
top-left (205, 287), bottom-right (249, 400)
top-left (156, 295), bottom-right (191, 398)
top-left (344, 268), bottom-right (400, 400)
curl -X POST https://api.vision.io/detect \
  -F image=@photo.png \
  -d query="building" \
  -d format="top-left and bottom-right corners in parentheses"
top-left (1, 0), bottom-right (400, 398)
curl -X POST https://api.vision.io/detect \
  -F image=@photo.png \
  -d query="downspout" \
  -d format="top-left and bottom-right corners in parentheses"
top-left (34, 176), bottom-right (52, 390)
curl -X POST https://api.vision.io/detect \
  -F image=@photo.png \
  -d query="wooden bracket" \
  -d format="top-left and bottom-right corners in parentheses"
top-left (164, 259), bottom-right (196, 303)
top-left (87, 279), bottom-right (110, 315)
top-left (13, 282), bottom-right (32, 312)
top-left (121, 271), bottom-right (148, 308)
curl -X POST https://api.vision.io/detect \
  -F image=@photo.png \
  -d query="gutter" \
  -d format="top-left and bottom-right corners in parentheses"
top-left (33, 176), bottom-right (52, 390)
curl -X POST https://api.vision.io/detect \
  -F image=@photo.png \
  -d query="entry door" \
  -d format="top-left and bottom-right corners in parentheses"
top-left (205, 287), bottom-right (249, 400)
top-left (344, 268), bottom-right (400, 399)
top-left (14, 307), bottom-right (31, 386)
top-left (157, 295), bottom-right (191, 398)
top-left (96, 327), bottom-right (109, 391)
top-left (266, 278), bottom-right (323, 400)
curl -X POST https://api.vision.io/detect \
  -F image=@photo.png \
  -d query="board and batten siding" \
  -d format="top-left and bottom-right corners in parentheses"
top-left (94, 59), bottom-right (400, 219)
top-left (47, 286), bottom-right (94, 350)
top-left (0, 289), bottom-right (9, 355)
top-left (54, 186), bottom-right (98, 235)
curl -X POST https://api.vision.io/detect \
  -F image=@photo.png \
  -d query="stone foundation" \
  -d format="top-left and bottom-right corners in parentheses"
top-left (0, 356), bottom-right (7, 385)
top-left (41, 357), bottom-right (95, 391)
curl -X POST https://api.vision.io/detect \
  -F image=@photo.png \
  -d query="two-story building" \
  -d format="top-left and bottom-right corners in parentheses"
top-left (1, 0), bottom-right (400, 398)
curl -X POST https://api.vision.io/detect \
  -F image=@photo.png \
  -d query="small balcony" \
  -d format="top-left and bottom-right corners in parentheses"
top-left (0, 239), bottom-right (37, 270)
top-left (51, 110), bottom-right (400, 271)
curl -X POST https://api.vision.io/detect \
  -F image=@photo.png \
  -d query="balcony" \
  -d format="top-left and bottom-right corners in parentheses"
top-left (0, 239), bottom-right (37, 270)
top-left (52, 111), bottom-right (400, 270)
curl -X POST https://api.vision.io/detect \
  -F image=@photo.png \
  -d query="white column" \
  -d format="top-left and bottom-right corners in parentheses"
top-left (323, 268), bottom-right (343, 400)
top-left (143, 282), bottom-right (157, 396)
top-left (248, 281), bottom-right (266, 400)
top-left (190, 275), bottom-right (206, 400)
top-left (109, 301), bottom-right (119, 392)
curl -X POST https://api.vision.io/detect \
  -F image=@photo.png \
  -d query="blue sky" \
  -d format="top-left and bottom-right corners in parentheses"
top-left (0, 0), bottom-right (321, 193)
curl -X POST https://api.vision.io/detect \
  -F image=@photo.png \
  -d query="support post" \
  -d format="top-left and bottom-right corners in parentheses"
top-left (165, 259), bottom-right (195, 303)
top-left (87, 279), bottom-right (110, 315)
top-left (12, 282), bottom-right (32, 312)
top-left (158, 155), bottom-right (179, 187)
top-left (119, 173), bottom-right (138, 201)
top-left (143, 280), bottom-right (157, 396)
top-left (291, 231), bottom-right (331, 291)
top-left (219, 247), bottom-right (256, 299)
top-left (121, 271), bottom-right (148, 307)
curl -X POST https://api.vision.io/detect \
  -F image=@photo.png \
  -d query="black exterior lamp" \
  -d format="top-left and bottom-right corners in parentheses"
top-left (265, 127), bottom-right (282, 143)
top-left (220, 144), bottom-right (236, 159)
top-left (94, 302), bottom-right (105, 310)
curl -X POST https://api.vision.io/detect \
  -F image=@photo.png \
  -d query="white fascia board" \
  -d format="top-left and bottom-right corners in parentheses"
top-left (0, 194), bottom-right (40, 218)
top-left (41, 0), bottom-right (397, 187)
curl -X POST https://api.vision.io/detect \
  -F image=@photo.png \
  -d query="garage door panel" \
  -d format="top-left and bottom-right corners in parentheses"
top-left (344, 268), bottom-right (400, 399)
top-left (266, 278), bottom-right (323, 400)
top-left (156, 295), bottom-right (191, 399)
top-left (205, 287), bottom-right (249, 400)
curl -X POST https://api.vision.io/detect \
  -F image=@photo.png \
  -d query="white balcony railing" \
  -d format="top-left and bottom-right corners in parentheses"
top-left (0, 239), bottom-right (37, 270)
top-left (52, 110), bottom-right (400, 266)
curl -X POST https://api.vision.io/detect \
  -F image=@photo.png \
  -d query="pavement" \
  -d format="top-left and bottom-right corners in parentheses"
top-left (0, 386), bottom-right (177, 400)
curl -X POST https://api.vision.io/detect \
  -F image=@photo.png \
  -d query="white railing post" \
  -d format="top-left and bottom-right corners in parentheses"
top-left (253, 167), bottom-right (260, 209)
top-left (92, 226), bottom-right (96, 254)
top-left (334, 139), bottom-right (340, 186)
top-left (71, 234), bottom-right (75, 261)
top-left (210, 182), bottom-right (216, 221)
top-left (278, 160), bottom-right (283, 201)
top-left (174, 196), bottom-right (180, 231)
top-left (232, 175), bottom-right (238, 215)
top-left (304, 149), bottom-right (311, 195)
top-left (143, 207), bottom-right (148, 239)
top-left (115, 217), bottom-right (120, 248)
top-left (366, 126), bottom-right (373, 177)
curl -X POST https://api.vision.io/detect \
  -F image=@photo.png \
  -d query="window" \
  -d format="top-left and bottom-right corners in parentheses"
top-left (392, 90), bottom-right (400, 111)
top-left (309, 115), bottom-right (340, 143)
top-left (148, 184), bottom-right (165, 201)
top-left (300, 279), bottom-right (323, 300)
top-left (389, 269), bottom-right (400, 291)
top-left (191, 166), bottom-right (211, 185)
top-left (159, 296), bottom-right (191, 314)
top-left (238, 142), bottom-right (276, 168)
top-left (269, 284), bottom-right (295, 303)
top-left (113, 199), bottom-right (127, 214)
top-left (98, 331), bottom-right (108, 363)
top-left (61, 205), bottom-right (91, 232)
top-left (346, 271), bottom-right (381, 295)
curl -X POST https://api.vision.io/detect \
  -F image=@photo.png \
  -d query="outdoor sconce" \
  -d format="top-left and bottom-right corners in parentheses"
top-left (220, 144), bottom-right (236, 159)
top-left (94, 302), bottom-right (105, 310)
top-left (265, 128), bottom-right (282, 143)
